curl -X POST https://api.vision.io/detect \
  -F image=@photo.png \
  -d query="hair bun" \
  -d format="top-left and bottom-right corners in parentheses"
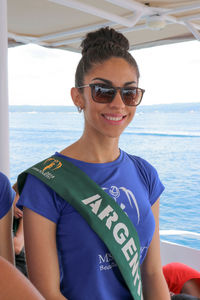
top-left (81, 27), bottom-right (129, 55)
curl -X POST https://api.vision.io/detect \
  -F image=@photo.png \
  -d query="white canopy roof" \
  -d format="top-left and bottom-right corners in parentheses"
top-left (8, 0), bottom-right (200, 52)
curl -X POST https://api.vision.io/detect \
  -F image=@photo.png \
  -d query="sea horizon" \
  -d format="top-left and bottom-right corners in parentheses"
top-left (9, 101), bottom-right (200, 109)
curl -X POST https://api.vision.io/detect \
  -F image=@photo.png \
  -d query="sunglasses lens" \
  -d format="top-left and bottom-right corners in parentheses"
top-left (89, 84), bottom-right (143, 106)
top-left (122, 88), bottom-right (141, 106)
top-left (92, 85), bottom-right (115, 103)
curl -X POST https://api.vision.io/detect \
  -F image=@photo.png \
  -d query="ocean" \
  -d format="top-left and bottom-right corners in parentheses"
top-left (9, 102), bottom-right (200, 249)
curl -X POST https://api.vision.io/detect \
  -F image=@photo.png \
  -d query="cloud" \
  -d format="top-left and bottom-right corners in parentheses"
top-left (132, 41), bottom-right (200, 105)
top-left (8, 41), bottom-right (200, 106)
top-left (8, 43), bottom-right (81, 105)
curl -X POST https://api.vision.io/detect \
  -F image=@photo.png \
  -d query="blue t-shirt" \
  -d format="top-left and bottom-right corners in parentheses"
top-left (0, 172), bottom-right (14, 219)
top-left (18, 150), bottom-right (164, 300)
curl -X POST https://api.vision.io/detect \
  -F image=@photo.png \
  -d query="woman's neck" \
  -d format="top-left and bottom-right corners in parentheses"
top-left (61, 134), bottom-right (120, 163)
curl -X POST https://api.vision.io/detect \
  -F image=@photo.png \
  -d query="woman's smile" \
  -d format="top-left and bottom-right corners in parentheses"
top-left (101, 113), bottom-right (127, 124)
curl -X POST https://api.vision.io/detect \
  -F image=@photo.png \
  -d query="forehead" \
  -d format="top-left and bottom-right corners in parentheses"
top-left (84, 57), bottom-right (138, 85)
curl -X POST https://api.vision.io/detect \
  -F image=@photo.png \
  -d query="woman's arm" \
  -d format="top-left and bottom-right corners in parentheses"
top-left (23, 207), bottom-right (67, 300)
top-left (13, 217), bottom-right (24, 255)
top-left (13, 192), bottom-right (24, 254)
top-left (0, 209), bottom-right (14, 263)
top-left (141, 198), bottom-right (170, 300)
top-left (13, 191), bottom-right (23, 219)
top-left (0, 256), bottom-right (45, 300)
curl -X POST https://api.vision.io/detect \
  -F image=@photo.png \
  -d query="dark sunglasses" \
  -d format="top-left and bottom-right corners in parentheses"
top-left (77, 83), bottom-right (145, 106)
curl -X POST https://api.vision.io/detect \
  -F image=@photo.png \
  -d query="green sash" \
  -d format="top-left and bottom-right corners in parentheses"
top-left (17, 155), bottom-right (143, 300)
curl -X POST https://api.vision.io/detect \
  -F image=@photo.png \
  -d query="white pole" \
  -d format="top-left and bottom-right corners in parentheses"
top-left (0, 0), bottom-right (10, 176)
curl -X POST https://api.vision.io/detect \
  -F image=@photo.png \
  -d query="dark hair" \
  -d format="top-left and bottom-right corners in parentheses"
top-left (75, 27), bottom-right (140, 88)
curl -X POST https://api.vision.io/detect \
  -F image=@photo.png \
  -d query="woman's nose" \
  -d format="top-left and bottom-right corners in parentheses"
top-left (109, 90), bottom-right (125, 108)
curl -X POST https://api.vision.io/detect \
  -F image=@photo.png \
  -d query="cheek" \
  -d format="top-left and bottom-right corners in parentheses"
top-left (129, 108), bottom-right (137, 121)
top-left (84, 97), bottom-right (104, 115)
top-left (83, 100), bottom-right (97, 123)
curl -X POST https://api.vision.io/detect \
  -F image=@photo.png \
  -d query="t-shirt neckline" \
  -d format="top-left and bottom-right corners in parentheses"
top-left (55, 149), bottom-right (124, 168)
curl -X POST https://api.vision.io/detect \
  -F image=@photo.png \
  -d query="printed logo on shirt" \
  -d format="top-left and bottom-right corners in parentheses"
top-left (98, 252), bottom-right (117, 271)
top-left (103, 185), bottom-right (140, 224)
top-left (98, 247), bottom-right (147, 271)
top-left (105, 186), bottom-right (148, 261)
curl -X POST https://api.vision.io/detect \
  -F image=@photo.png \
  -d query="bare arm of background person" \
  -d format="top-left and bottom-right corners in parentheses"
top-left (13, 217), bottom-right (24, 254)
top-left (0, 209), bottom-right (14, 263)
top-left (0, 256), bottom-right (45, 300)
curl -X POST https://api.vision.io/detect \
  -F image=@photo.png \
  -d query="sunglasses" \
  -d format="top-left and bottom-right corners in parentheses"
top-left (77, 83), bottom-right (145, 106)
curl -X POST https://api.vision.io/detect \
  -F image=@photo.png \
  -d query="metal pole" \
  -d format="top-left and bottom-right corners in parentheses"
top-left (0, 0), bottom-right (10, 176)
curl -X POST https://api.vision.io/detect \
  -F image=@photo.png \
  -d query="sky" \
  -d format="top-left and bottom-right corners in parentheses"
top-left (8, 40), bottom-right (200, 106)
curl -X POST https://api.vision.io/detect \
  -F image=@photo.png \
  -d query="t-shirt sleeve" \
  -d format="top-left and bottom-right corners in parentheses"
top-left (133, 156), bottom-right (165, 206)
top-left (0, 172), bottom-right (14, 219)
top-left (147, 162), bottom-right (165, 205)
top-left (17, 174), bottom-right (67, 223)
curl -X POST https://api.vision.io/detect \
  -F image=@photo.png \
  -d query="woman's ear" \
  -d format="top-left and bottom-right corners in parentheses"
top-left (71, 87), bottom-right (84, 109)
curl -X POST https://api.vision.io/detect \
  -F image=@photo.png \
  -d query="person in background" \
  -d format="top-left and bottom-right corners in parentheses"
top-left (163, 262), bottom-right (200, 299)
top-left (17, 27), bottom-right (170, 299)
top-left (0, 172), bottom-right (14, 263)
top-left (0, 176), bottom-right (42, 299)
top-left (0, 256), bottom-right (45, 300)
top-left (12, 183), bottom-right (28, 276)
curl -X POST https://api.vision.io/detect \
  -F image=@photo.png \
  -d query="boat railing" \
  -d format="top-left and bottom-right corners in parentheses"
top-left (160, 230), bottom-right (200, 271)
top-left (160, 229), bottom-right (200, 240)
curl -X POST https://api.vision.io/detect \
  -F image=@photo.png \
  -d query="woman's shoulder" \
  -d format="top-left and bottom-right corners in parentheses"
top-left (17, 173), bottom-right (70, 223)
top-left (0, 172), bottom-right (11, 190)
top-left (124, 152), bottom-right (164, 203)
top-left (124, 152), bottom-right (158, 174)
top-left (0, 172), bottom-right (14, 219)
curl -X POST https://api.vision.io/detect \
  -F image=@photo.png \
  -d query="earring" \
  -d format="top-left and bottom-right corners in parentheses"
top-left (77, 106), bottom-right (83, 113)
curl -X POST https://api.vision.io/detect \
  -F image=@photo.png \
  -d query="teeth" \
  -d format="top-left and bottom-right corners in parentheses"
top-left (104, 115), bottom-right (123, 121)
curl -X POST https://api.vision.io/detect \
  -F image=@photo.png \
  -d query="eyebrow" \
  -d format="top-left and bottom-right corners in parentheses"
top-left (91, 77), bottom-right (137, 86)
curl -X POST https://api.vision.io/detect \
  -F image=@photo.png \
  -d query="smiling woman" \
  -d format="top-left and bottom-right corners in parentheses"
top-left (17, 27), bottom-right (170, 300)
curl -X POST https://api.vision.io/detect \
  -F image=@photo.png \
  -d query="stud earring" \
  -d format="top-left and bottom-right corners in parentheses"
top-left (77, 106), bottom-right (83, 113)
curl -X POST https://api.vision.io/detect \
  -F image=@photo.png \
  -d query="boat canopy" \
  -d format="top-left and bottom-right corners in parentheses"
top-left (8, 0), bottom-right (200, 51)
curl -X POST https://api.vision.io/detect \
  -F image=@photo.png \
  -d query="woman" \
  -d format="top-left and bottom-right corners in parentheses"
top-left (18, 27), bottom-right (170, 299)
top-left (0, 172), bottom-right (14, 263)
